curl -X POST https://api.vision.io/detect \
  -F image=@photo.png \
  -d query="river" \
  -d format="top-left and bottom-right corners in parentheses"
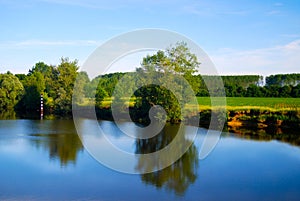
top-left (0, 119), bottom-right (299, 200)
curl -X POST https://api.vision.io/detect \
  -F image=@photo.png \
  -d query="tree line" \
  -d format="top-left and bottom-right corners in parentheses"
top-left (93, 73), bottom-right (300, 98)
top-left (197, 75), bottom-right (300, 97)
top-left (1, 50), bottom-right (300, 118)
top-left (0, 58), bottom-right (89, 116)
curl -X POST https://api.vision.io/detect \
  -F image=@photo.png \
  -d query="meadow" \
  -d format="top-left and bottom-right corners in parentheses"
top-left (197, 97), bottom-right (300, 111)
top-left (93, 97), bottom-right (300, 112)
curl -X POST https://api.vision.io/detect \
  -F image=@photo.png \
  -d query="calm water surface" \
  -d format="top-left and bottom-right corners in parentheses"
top-left (0, 119), bottom-right (300, 201)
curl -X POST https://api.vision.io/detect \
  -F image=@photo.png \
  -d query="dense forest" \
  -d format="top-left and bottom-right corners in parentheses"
top-left (1, 56), bottom-right (300, 117)
top-left (197, 74), bottom-right (300, 97)
top-left (91, 73), bottom-right (300, 98)
top-left (0, 58), bottom-right (89, 116)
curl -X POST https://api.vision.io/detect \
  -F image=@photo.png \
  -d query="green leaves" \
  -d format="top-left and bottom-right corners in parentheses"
top-left (54, 58), bottom-right (79, 114)
top-left (95, 86), bottom-right (108, 106)
top-left (11, 57), bottom-right (82, 115)
top-left (134, 42), bottom-right (200, 123)
top-left (0, 73), bottom-right (24, 109)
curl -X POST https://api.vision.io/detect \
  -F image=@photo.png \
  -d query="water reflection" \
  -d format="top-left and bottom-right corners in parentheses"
top-left (0, 120), bottom-right (83, 167)
top-left (31, 133), bottom-right (83, 166)
top-left (226, 126), bottom-right (300, 147)
top-left (135, 124), bottom-right (199, 196)
top-left (1, 119), bottom-right (300, 200)
top-left (30, 120), bottom-right (83, 167)
top-left (0, 109), bottom-right (17, 119)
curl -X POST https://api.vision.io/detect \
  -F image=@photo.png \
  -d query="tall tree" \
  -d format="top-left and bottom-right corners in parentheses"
top-left (54, 58), bottom-right (79, 114)
top-left (28, 62), bottom-right (56, 98)
top-left (245, 84), bottom-right (263, 97)
top-left (266, 73), bottom-right (300, 87)
top-left (20, 71), bottom-right (45, 112)
top-left (133, 42), bottom-right (200, 123)
top-left (291, 84), bottom-right (300, 98)
top-left (95, 86), bottom-right (108, 107)
top-left (73, 71), bottom-right (90, 104)
top-left (0, 73), bottom-right (24, 109)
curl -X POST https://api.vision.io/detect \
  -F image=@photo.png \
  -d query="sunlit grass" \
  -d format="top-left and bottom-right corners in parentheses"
top-left (196, 97), bottom-right (300, 111)
top-left (81, 97), bottom-right (300, 112)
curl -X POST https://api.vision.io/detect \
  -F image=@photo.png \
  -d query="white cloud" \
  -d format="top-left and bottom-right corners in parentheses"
top-left (210, 39), bottom-right (300, 76)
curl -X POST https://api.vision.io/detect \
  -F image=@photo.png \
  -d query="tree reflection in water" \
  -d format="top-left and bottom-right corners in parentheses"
top-left (0, 109), bottom-right (17, 119)
top-left (30, 120), bottom-right (83, 167)
top-left (226, 126), bottom-right (300, 147)
top-left (135, 124), bottom-right (199, 196)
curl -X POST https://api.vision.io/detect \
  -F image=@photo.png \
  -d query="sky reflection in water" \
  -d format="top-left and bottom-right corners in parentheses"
top-left (0, 119), bottom-right (300, 200)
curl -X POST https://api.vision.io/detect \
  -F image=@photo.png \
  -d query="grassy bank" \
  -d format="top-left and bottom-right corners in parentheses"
top-left (80, 97), bottom-right (300, 132)
top-left (194, 97), bottom-right (300, 132)
top-left (197, 97), bottom-right (300, 111)
top-left (86, 97), bottom-right (300, 111)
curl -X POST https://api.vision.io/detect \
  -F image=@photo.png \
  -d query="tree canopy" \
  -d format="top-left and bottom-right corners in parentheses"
top-left (0, 51), bottom-right (300, 119)
top-left (0, 72), bottom-right (24, 109)
top-left (131, 42), bottom-right (200, 123)
top-left (266, 73), bottom-right (300, 87)
top-left (5, 58), bottom-right (84, 117)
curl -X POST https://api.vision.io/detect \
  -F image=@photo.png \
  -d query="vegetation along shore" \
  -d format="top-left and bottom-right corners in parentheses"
top-left (0, 43), bottom-right (299, 136)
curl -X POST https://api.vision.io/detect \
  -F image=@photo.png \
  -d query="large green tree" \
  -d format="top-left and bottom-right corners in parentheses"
top-left (0, 72), bottom-right (24, 109)
top-left (21, 71), bottom-right (45, 111)
top-left (28, 62), bottom-right (56, 98)
top-left (133, 42), bottom-right (200, 123)
top-left (73, 71), bottom-right (90, 104)
top-left (54, 58), bottom-right (79, 114)
top-left (95, 86), bottom-right (108, 107)
top-left (17, 62), bottom-right (55, 113)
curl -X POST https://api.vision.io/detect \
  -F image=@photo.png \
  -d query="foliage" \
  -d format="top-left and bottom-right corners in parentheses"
top-left (0, 72), bottom-right (24, 109)
top-left (222, 75), bottom-right (263, 87)
top-left (3, 58), bottom-right (83, 117)
top-left (244, 84), bottom-right (263, 97)
top-left (1, 53), bottom-right (300, 119)
top-left (197, 97), bottom-right (300, 110)
top-left (54, 87), bottom-right (71, 115)
top-left (196, 75), bottom-right (262, 97)
top-left (73, 71), bottom-right (90, 104)
top-left (86, 73), bottom-right (126, 98)
top-left (133, 42), bottom-right (200, 122)
top-left (95, 86), bottom-right (108, 106)
top-left (19, 71), bottom-right (45, 111)
top-left (266, 73), bottom-right (300, 87)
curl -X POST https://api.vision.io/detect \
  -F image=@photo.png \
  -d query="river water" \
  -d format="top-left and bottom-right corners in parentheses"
top-left (0, 119), bottom-right (299, 200)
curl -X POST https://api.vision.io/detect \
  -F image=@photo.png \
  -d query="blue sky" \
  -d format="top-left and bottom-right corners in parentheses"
top-left (0, 0), bottom-right (299, 76)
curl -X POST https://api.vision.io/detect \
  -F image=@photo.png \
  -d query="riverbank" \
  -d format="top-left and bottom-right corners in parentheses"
top-left (93, 105), bottom-right (300, 146)
top-left (2, 97), bottom-right (299, 136)
top-left (84, 105), bottom-right (300, 134)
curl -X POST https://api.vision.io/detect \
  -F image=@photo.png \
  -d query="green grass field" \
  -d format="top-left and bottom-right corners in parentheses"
top-left (197, 97), bottom-right (300, 111)
top-left (85, 97), bottom-right (300, 112)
